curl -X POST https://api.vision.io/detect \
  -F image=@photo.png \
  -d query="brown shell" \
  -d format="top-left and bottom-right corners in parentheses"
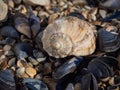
top-left (0, 0), bottom-right (8, 21)
top-left (14, 14), bottom-right (31, 38)
top-left (42, 16), bottom-right (96, 58)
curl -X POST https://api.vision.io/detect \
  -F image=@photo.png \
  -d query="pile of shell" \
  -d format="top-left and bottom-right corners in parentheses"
top-left (0, 0), bottom-right (120, 90)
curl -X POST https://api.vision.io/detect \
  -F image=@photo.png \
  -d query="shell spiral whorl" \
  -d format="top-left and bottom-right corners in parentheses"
top-left (50, 33), bottom-right (72, 58)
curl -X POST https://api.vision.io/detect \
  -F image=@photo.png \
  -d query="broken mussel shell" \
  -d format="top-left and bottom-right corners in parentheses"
top-left (99, 0), bottom-right (120, 10)
top-left (0, 69), bottom-right (16, 90)
top-left (87, 56), bottom-right (118, 81)
top-left (0, 26), bottom-right (19, 38)
top-left (14, 43), bottom-right (34, 59)
top-left (98, 29), bottom-right (120, 52)
top-left (14, 13), bottom-right (31, 38)
top-left (42, 16), bottom-right (96, 58)
top-left (0, 0), bottom-right (8, 21)
top-left (22, 78), bottom-right (48, 90)
top-left (53, 57), bottom-right (83, 79)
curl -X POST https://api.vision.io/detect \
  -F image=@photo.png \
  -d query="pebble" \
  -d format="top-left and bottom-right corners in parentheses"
top-left (21, 73), bottom-right (29, 78)
top-left (65, 83), bottom-right (74, 90)
top-left (8, 57), bottom-right (16, 67)
top-left (99, 9), bottom-right (107, 18)
top-left (17, 59), bottom-right (28, 67)
top-left (25, 67), bottom-right (37, 78)
top-left (35, 73), bottom-right (43, 80)
top-left (0, 61), bottom-right (8, 70)
top-left (16, 67), bottom-right (25, 77)
top-left (0, 55), bottom-right (6, 60)
top-left (28, 56), bottom-right (39, 65)
top-left (74, 83), bottom-right (81, 90)
top-left (10, 66), bottom-right (16, 71)
top-left (3, 45), bottom-right (11, 51)
top-left (43, 63), bottom-right (52, 75)
top-left (4, 50), bottom-right (14, 56)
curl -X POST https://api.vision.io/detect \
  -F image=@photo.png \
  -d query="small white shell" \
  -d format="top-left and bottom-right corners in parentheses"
top-left (42, 16), bottom-right (96, 58)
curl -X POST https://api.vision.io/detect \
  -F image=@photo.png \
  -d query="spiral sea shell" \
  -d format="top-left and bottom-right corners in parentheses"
top-left (42, 16), bottom-right (96, 58)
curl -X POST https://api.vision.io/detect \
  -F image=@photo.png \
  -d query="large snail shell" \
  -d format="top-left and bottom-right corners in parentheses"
top-left (42, 16), bottom-right (96, 58)
top-left (0, 0), bottom-right (8, 21)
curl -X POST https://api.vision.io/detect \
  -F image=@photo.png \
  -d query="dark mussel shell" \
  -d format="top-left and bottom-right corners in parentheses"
top-left (14, 43), bottom-right (34, 59)
top-left (107, 85), bottom-right (119, 90)
top-left (35, 31), bottom-right (43, 50)
top-left (28, 13), bottom-right (40, 38)
top-left (0, 26), bottom-right (19, 38)
top-left (98, 29), bottom-right (120, 52)
top-left (26, 5), bottom-right (40, 38)
top-left (74, 68), bottom-right (90, 82)
top-left (0, 69), bottom-right (16, 90)
top-left (95, 56), bottom-right (118, 69)
top-left (99, 0), bottom-right (120, 10)
top-left (22, 78), bottom-right (48, 90)
top-left (87, 57), bottom-right (113, 80)
top-left (101, 11), bottom-right (120, 22)
top-left (53, 57), bottom-right (83, 79)
top-left (81, 73), bottom-right (98, 90)
top-left (14, 13), bottom-right (31, 38)
top-left (0, 37), bottom-right (15, 45)
top-left (56, 73), bottom-right (75, 90)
